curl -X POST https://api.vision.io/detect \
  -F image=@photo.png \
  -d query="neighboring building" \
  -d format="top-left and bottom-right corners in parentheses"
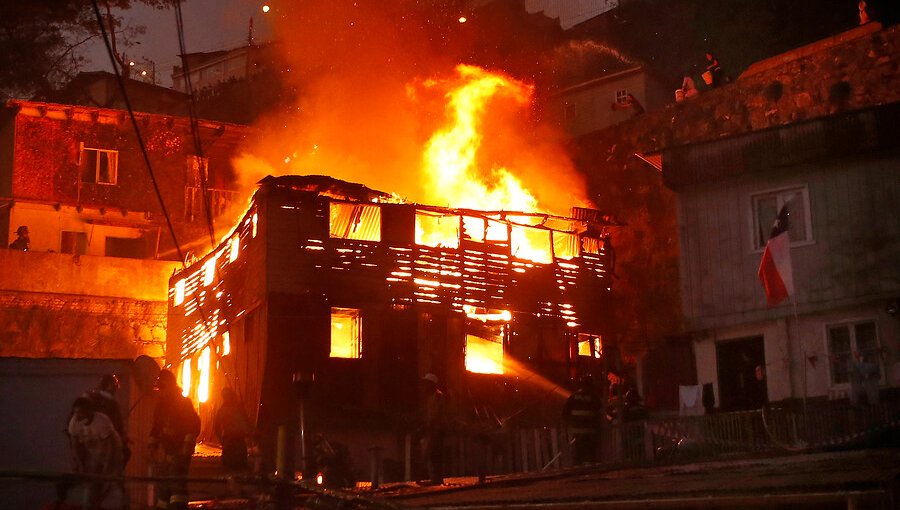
top-left (172, 44), bottom-right (276, 94)
top-left (0, 100), bottom-right (250, 360)
top-left (525, 0), bottom-right (620, 30)
top-left (662, 102), bottom-right (900, 411)
top-left (567, 22), bottom-right (900, 412)
top-left (49, 71), bottom-right (190, 117)
top-left (545, 64), bottom-right (670, 138)
top-left (166, 175), bottom-right (618, 476)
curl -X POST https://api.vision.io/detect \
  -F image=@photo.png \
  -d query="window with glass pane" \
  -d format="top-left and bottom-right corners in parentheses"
top-left (752, 187), bottom-right (811, 249)
top-left (828, 326), bottom-right (852, 384)
top-left (81, 146), bottom-right (118, 185)
top-left (855, 322), bottom-right (882, 379)
top-left (827, 321), bottom-right (881, 385)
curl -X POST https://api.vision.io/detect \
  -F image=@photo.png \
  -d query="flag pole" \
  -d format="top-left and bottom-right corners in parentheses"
top-left (791, 295), bottom-right (807, 419)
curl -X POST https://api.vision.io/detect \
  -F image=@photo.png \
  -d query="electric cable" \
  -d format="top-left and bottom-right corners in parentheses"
top-left (90, 0), bottom-right (186, 266)
top-left (173, 0), bottom-right (217, 249)
top-left (90, 0), bottom-right (224, 383)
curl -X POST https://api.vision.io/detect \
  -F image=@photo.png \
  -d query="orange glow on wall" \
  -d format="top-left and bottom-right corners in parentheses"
top-left (222, 331), bottom-right (231, 356)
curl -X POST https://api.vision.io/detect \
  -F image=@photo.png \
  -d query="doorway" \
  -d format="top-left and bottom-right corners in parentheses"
top-left (715, 336), bottom-right (766, 411)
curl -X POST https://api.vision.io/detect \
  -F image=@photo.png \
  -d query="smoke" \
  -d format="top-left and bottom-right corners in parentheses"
top-left (234, 0), bottom-right (588, 216)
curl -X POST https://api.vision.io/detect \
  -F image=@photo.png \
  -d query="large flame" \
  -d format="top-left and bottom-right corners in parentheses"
top-left (421, 65), bottom-right (538, 213)
top-left (416, 65), bottom-right (554, 262)
top-left (228, 65), bottom-right (581, 263)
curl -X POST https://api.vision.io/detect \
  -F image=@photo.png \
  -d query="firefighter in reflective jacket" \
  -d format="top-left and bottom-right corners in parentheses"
top-left (563, 375), bottom-right (603, 465)
top-left (149, 369), bottom-right (200, 510)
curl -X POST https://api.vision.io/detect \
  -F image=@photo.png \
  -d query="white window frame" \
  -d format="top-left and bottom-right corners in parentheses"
top-left (824, 319), bottom-right (883, 387)
top-left (750, 185), bottom-right (813, 252)
top-left (615, 89), bottom-right (629, 105)
top-left (79, 143), bottom-right (119, 185)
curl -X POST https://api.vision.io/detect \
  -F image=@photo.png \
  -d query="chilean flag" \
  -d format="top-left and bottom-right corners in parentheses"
top-left (757, 205), bottom-right (794, 306)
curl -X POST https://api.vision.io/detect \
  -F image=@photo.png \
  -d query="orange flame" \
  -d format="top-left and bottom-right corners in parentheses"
top-left (421, 65), bottom-right (538, 213)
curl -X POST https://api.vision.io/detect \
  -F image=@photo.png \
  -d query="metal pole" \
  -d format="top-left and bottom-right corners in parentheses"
top-left (299, 399), bottom-right (307, 474)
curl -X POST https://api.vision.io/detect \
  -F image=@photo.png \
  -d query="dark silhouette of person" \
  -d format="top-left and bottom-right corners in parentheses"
top-left (214, 387), bottom-right (254, 474)
top-left (149, 369), bottom-right (200, 510)
top-left (9, 225), bottom-right (30, 250)
top-left (420, 373), bottom-right (448, 485)
top-left (705, 52), bottom-right (724, 87)
top-left (86, 374), bottom-right (130, 466)
top-left (563, 375), bottom-right (603, 465)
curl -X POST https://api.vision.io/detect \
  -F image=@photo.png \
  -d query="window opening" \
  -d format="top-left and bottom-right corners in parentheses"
top-left (331, 307), bottom-right (362, 358)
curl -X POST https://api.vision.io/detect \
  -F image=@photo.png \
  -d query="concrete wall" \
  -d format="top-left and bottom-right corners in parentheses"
top-left (0, 357), bottom-right (133, 510)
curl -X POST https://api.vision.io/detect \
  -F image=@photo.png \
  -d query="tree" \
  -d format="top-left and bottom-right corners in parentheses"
top-left (0, 0), bottom-right (173, 101)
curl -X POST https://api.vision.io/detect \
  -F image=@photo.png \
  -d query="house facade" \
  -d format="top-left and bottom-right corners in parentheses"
top-left (545, 65), bottom-right (670, 138)
top-left (0, 99), bottom-right (250, 360)
top-left (165, 175), bottom-right (618, 477)
top-left (662, 103), bottom-right (900, 410)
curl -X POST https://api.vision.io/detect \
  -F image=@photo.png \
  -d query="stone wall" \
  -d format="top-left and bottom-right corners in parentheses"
top-left (0, 249), bottom-right (179, 359)
top-left (582, 23), bottom-right (900, 158)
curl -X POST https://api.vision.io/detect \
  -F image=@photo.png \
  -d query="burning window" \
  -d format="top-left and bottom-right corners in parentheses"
top-left (581, 237), bottom-right (601, 255)
top-left (330, 307), bottom-right (361, 358)
top-left (416, 213), bottom-right (460, 249)
top-left (511, 225), bottom-right (552, 263)
top-left (79, 145), bottom-right (118, 185)
top-left (330, 203), bottom-right (381, 241)
top-left (464, 306), bottom-right (508, 375)
top-left (553, 232), bottom-right (579, 260)
top-left (577, 334), bottom-right (602, 359)
top-left (466, 324), bottom-right (505, 375)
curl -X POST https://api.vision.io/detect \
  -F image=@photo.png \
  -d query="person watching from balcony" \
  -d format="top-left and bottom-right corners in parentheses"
top-left (9, 225), bottom-right (30, 250)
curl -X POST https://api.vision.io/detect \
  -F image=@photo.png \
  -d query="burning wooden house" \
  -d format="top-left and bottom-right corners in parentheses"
top-left (166, 174), bottom-right (617, 477)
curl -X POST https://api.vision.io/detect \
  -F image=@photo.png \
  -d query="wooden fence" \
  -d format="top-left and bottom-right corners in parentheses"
top-left (430, 398), bottom-right (900, 478)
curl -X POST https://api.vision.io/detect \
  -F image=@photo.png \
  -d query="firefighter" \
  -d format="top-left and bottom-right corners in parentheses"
top-left (148, 369), bottom-right (200, 510)
top-left (563, 375), bottom-right (603, 465)
top-left (420, 373), bottom-right (448, 485)
top-left (87, 374), bottom-right (130, 466)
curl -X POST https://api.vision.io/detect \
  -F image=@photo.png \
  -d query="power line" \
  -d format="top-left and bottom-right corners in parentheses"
top-left (173, 1), bottom-right (216, 249)
top-left (89, 0), bottom-right (186, 266)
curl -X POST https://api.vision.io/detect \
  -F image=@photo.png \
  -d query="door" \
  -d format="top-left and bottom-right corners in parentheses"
top-left (715, 336), bottom-right (766, 411)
